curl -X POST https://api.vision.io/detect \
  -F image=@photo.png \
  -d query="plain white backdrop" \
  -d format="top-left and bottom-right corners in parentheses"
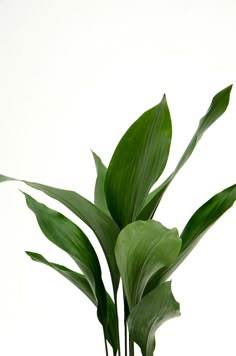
top-left (0, 1), bottom-right (236, 355)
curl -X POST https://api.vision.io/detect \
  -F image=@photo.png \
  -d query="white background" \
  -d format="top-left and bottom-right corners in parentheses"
top-left (0, 1), bottom-right (236, 355)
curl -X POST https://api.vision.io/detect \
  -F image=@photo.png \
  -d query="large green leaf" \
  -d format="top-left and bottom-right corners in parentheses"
top-left (115, 220), bottom-right (181, 310)
top-left (138, 85), bottom-right (233, 221)
top-left (23, 192), bottom-right (108, 329)
top-left (91, 151), bottom-right (110, 215)
top-left (0, 174), bottom-right (120, 294)
top-left (105, 95), bottom-right (172, 228)
top-left (128, 281), bottom-right (180, 356)
top-left (25, 252), bottom-right (118, 352)
top-left (144, 184), bottom-right (236, 295)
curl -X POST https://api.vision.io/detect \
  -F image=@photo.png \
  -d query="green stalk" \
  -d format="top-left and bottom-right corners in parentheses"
top-left (124, 317), bottom-right (128, 356)
top-left (114, 295), bottom-right (121, 356)
top-left (103, 328), bottom-right (109, 356)
top-left (123, 289), bottom-right (129, 356)
top-left (129, 335), bottom-right (134, 356)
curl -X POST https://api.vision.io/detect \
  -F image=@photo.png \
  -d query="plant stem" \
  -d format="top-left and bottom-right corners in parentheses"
top-left (124, 317), bottom-right (128, 356)
top-left (129, 335), bottom-right (134, 356)
top-left (103, 328), bottom-right (109, 356)
top-left (115, 295), bottom-right (121, 356)
top-left (123, 289), bottom-right (129, 356)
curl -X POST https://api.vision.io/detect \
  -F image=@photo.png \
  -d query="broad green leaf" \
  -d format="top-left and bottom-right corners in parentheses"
top-left (25, 252), bottom-right (118, 352)
top-left (115, 220), bottom-right (181, 310)
top-left (0, 174), bottom-right (120, 294)
top-left (105, 95), bottom-right (172, 228)
top-left (91, 151), bottom-right (110, 215)
top-left (144, 184), bottom-right (236, 295)
top-left (138, 85), bottom-right (233, 221)
top-left (128, 281), bottom-right (180, 356)
top-left (26, 251), bottom-right (97, 304)
top-left (23, 192), bottom-right (108, 329)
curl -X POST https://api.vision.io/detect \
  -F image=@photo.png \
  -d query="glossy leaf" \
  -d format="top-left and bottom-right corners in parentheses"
top-left (115, 220), bottom-right (181, 310)
top-left (105, 95), bottom-right (172, 228)
top-left (138, 85), bottom-right (233, 220)
top-left (26, 252), bottom-right (118, 352)
top-left (0, 174), bottom-right (120, 294)
top-left (91, 151), bottom-right (109, 215)
top-left (144, 184), bottom-right (236, 295)
top-left (128, 281), bottom-right (180, 356)
top-left (22, 192), bottom-right (108, 329)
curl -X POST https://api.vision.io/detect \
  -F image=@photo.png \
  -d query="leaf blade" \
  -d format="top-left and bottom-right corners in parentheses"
top-left (26, 251), bottom-right (118, 352)
top-left (23, 192), bottom-right (108, 329)
top-left (0, 174), bottom-right (120, 294)
top-left (25, 251), bottom-right (97, 304)
top-left (91, 151), bottom-right (110, 215)
top-left (115, 220), bottom-right (181, 310)
top-left (138, 84), bottom-right (233, 220)
top-left (144, 184), bottom-right (236, 295)
top-left (128, 281), bottom-right (180, 356)
top-left (105, 95), bottom-right (172, 227)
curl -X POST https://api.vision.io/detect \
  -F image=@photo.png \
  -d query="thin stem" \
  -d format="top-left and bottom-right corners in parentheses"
top-left (123, 289), bottom-right (129, 356)
top-left (124, 316), bottom-right (128, 356)
top-left (115, 295), bottom-right (121, 356)
top-left (103, 328), bottom-right (109, 356)
top-left (129, 335), bottom-right (134, 356)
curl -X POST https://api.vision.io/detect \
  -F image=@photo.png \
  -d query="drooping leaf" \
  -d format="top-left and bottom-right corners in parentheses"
top-left (22, 192), bottom-right (108, 330)
top-left (138, 85), bottom-right (233, 221)
top-left (0, 174), bottom-right (120, 294)
top-left (91, 151), bottom-right (110, 215)
top-left (105, 95), bottom-right (172, 228)
top-left (128, 281), bottom-right (180, 356)
top-left (26, 251), bottom-right (97, 304)
top-left (144, 184), bottom-right (236, 295)
top-left (25, 251), bottom-right (118, 352)
top-left (115, 220), bottom-right (181, 310)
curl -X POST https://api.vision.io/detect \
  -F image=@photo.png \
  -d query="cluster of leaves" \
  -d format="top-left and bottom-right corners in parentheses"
top-left (0, 84), bottom-right (235, 356)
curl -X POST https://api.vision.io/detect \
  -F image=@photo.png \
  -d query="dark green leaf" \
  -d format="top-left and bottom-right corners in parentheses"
top-left (144, 184), bottom-right (236, 295)
top-left (128, 281), bottom-right (180, 356)
top-left (105, 95), bottom-right (172, 228)
top-left (115, 220), bottom-right (181, 310)
top-left (25, 251), bottom-right (118, 352)
top-left (91, 151), bottom-right (110, 215)
top-left (138, 85), bottom-right (233, 221)
top-left (25, 251), bottom-right (97, 304)
top-left (106, 293), bottom-right (119, 353)
top-left (0, 174), bottom-right (120, 294)
top-left (23, 192), bottom-right (108, 329)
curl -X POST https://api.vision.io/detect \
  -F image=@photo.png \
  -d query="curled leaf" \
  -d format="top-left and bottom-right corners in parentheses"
top-left (115, 220), bottom-right (181, 310)
top-left (128, 281), bottom-right (180, 356)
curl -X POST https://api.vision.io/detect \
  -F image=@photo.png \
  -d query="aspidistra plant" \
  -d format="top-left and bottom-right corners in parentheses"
top-left (0, 84), bottom-right (235, 356)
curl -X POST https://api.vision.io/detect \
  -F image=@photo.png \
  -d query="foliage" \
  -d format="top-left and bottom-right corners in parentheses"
top-left (0, 84), bottom-right (234, 356)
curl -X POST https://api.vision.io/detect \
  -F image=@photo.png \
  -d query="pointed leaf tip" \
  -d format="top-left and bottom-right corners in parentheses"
top-left (105, 96), bottom-right (172, 227)
top-left (138, 84), bottom-right (233, 221)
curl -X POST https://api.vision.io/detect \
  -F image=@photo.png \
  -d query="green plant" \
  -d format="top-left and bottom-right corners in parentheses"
top-left (0, 84), bottom-right (235, 356)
